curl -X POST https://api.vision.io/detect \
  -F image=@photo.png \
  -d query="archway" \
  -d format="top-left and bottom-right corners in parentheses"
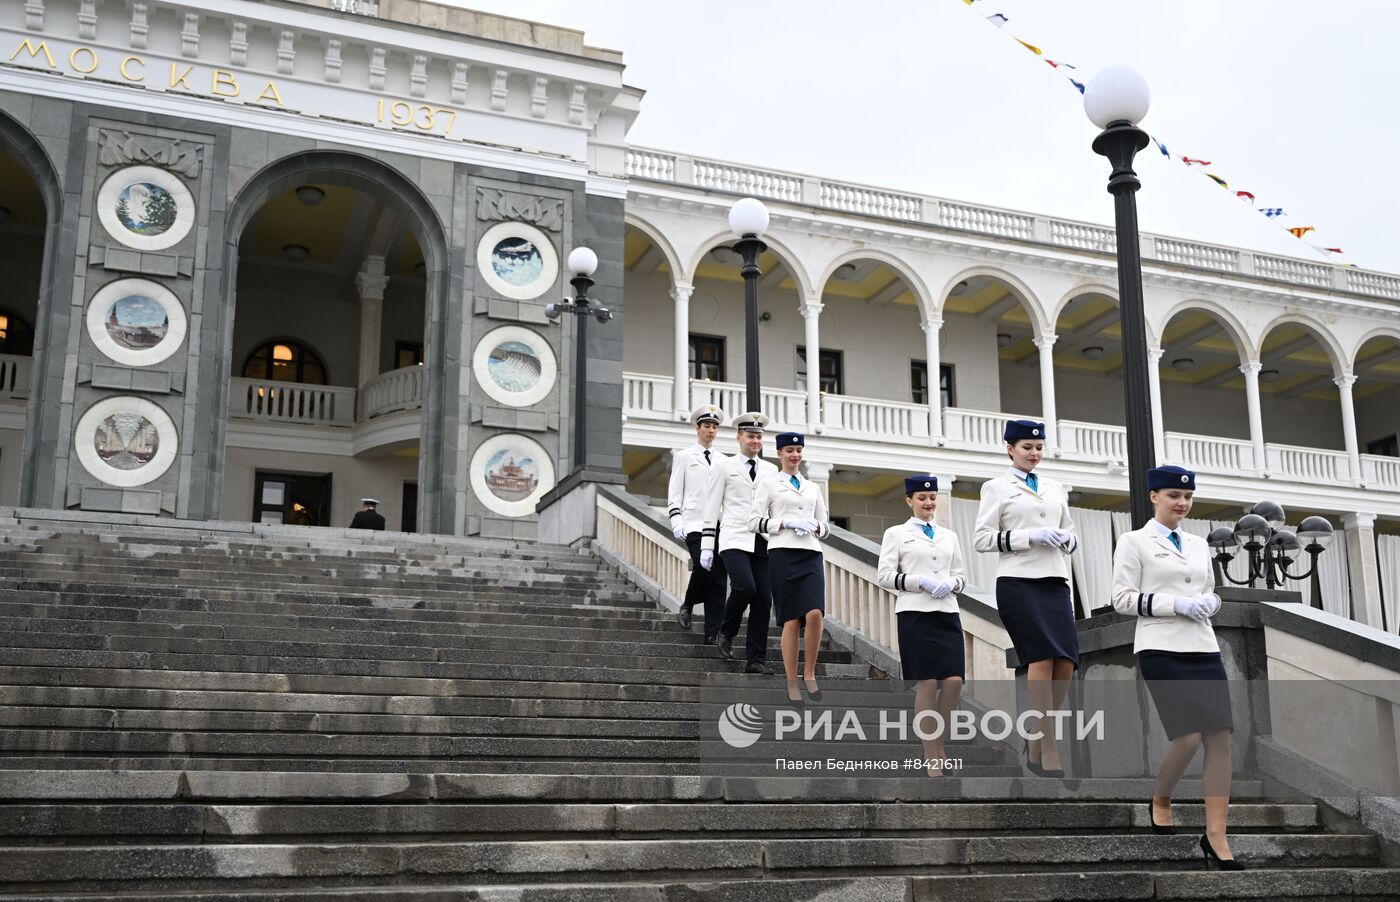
top-left (1157, 307), bottom-right (1249, 439)
top-left (1255, 320), bottom-right (1344, 451)
top-left (1352, 334), bottom-right (1400, 460)
top-left (1047, 290), bottom-right (1124, 426)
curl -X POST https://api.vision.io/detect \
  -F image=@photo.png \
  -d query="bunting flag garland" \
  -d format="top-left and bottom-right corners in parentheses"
top-left (956, 0), bottom-right (1345, 262)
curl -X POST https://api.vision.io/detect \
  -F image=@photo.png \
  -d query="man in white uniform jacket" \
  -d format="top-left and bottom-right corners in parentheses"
top-left (667, 404), bottom-right (728, 638)
top-left (699, 411), bottom-right (780, 672)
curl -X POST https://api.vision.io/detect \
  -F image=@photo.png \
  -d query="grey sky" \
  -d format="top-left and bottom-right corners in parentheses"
top-left (445, 0), bottom-right (1400, 275)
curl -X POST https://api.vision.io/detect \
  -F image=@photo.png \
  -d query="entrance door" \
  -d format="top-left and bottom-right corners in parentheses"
top-left (254, 471), bottom-right (332, 526)
top-left (401, 482), bottom-right (418, 533)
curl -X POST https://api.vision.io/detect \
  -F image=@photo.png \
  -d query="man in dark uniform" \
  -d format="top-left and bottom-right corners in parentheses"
top-left (349, 498), bottom-right (386, 530)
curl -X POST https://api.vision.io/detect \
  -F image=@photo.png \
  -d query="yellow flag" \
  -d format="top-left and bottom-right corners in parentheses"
top-left (1016, 39), bottom-right (1043, 55)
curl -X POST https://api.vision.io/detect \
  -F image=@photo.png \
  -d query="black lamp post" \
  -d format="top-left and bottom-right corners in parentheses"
top-left (546, 247), bottom-right (612, 474)
top-left (1085, 67), bottom-right (1157, 528)
top-left (1208, 500), bottom-right (1335, 606)
top-left (728, 198), bottom-right (770, 414)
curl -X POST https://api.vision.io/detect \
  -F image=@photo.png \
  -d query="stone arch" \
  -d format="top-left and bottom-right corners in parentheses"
top-left (934, 265), bottom-right (1049, 337)
top-left (814, 247), bottom-right (934, 322)
top-left (0, 109), bottom-right (66, 509)
top-left (1048, 282), bottom-right (1120, 329)
top-left (216, 151), bottom-right (452, 527)
top-left (1256, 312), bottom-right (1346, 375)
top-left (686, 230), bottom-right (815, 302)
top-left (1349, 325), bottom-right (1400, 372)
top-left (1156, 297), bottom-right (1253, 361)
top-left (623, 211), bottom-right (686, 285)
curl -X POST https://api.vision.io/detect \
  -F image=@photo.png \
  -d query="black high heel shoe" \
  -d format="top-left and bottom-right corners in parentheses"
top-left (802, 678), bottom-right (822, 702)
top-left (1200, 834), bottom-right (1245, 870)
top-left (785, 681), bottom-right (805, 707)
top-left (1022, 737), bottom-right (1046, 777)
top-left (1148, 798), bottom-right (1177, 835)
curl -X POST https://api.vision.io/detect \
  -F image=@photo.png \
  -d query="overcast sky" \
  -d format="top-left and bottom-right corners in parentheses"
top-left (444, 0), bottom-right (1400, 275)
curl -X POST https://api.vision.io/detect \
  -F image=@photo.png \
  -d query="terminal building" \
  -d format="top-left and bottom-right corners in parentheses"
top-left (2, 0), bottom-right (1399, 626)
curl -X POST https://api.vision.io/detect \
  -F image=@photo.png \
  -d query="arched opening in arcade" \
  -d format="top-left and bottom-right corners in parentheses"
top-left (1254, 321), bottom-right (1345, 455)
top-left (0, 144), bottom-right (48, 505)
top-left (1352, 335), bottom-right (1400, 468)
top-left (1047, 290), bottom-right (1124, 429)
top-left (225, 178), bottom-right (432, 531)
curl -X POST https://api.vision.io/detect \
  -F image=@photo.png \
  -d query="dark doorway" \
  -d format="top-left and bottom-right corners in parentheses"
top-left (401, 482), bottom-right (418, 533)
top-left (254, 471), bottom-right (332, 526)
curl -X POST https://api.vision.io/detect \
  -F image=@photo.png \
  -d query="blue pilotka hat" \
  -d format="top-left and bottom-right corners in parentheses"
top-left (1147, 465), bottom-right (1196, 491)
top-left (904, 474), bottom-right (938, 495)
top-left (774, 432), bottom-right (804, 449)
top-left (1003, 419), bottom-right (1046, 443)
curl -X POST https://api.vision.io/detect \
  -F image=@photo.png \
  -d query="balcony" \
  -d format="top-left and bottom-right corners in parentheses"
top-left (622, 371), bottom-right (1400, 512)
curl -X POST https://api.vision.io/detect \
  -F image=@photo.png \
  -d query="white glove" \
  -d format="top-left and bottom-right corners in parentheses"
top-left (699, 549), bottom-right (714, 571)
top-left (1172, 596), bottom-right (1212, 622)
top-left (1052, 529), bottom-right (1075, 551)
top-left (1029, 528), bottom-right (1059, 547)
top-left (918, 577), bottom-right (958, 598)
top-left (787, 518), bottom-right (819, 535)
top-left (673, 525), bottom-right (686, 541)
top-left (1199, 593), bottom-right (1222, 615)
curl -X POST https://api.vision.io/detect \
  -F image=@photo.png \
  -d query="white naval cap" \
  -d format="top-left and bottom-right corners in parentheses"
top-left (734, 411), bottom-right (769, 433)
top-left (691, 404), bottom-right (726, 426)
top-left (360, 498), bottom-right (381, 505)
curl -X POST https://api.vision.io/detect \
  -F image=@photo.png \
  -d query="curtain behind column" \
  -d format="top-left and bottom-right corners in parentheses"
top-left (1069, 507), bottom-right (1114, 615)
top-left (950, 496), bottom-right (999, 594)
top-left (1377, 535), bottom-right (1400, 634)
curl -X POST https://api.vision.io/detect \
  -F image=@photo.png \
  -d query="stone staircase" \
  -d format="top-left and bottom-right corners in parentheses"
top-left (0, 514), bottom-right (1395, 900)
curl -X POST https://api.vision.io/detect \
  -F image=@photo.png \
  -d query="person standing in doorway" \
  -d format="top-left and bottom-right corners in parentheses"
top-left (747, 432), bottom-right (830, 705)
top-left (349, 498), bottom-right (386, 530)
top-left (668, 405), bottom-right (728, 642)
top-left (974, 419), bottom-right (1079, 777)
top-left (700, 411), bottom-right (779, 674)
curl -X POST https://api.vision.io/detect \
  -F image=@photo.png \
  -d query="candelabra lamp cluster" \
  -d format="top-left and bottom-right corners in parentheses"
top-left (1208, 500), bottom-right (1335, 606)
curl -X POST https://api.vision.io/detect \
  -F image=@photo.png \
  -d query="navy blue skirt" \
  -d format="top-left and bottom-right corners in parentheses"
top-left (770, 549), bottom-right (824, 624)
top-left (898, 610), bottom-right (966, 681)
top-left (996, 576), bottom-right (1079, 669)
top-left (1138, 650), bottom-right (1234, 739)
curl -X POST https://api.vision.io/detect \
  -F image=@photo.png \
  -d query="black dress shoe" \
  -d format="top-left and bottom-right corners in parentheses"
top-left (677, 607), bottom-right (692, 630)
top-left (716, 636), bottom-right (735, 660)
top-left (745, 661), bottom-right (772, 675)
top-left (1200, 834), bottom-right (1245, 870)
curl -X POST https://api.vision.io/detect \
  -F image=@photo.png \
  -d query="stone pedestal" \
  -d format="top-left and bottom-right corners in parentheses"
top-left (536, 468), bottom-right (627, 547)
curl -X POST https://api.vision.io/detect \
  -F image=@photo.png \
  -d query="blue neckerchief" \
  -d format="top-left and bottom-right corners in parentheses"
top-left (789, 475), bottom-right (800, 490)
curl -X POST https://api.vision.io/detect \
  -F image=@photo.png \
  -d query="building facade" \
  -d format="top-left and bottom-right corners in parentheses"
top-left (3, 1), bottom-right (1400, 625)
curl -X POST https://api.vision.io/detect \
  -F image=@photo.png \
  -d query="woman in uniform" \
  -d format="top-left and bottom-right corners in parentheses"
top-left (974, 419), bottom-right (1079, 776)
top-left (877, 474), bottom-right (967, 776)
top-left (747, 432), bottom-right (830, 705)
top-left (1111, 465), bottom-right (1240, 870)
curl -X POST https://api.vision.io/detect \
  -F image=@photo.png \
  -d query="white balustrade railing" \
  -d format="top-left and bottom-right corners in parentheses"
top-left (692, 159), bottom-right (802, 202)
top-left (819, 182), bottom-right (921, 221)
top-left (1164, 432), bottom-right (1256, 473)
top-left (944, 407), bottom-right (1026, 448)
top-left (624, 146), bottom-right (1400, 302)
top-left (1266, 442), bottom-right (1351, 484)
top-left (1256, 255), bottom-right (1330, 287)
top-left (1049, 220), bottom-right (1116, 253)
top-left (939, 202), bottom-right (1034, 240)
top-left (688, 378), bottom-right (808, 430)
top-left (359, 365), bottom-right (424, 420)
top-left (228, 378), bottom-right (356, 426)
top-left (0, 353), bottom-right (31, 400)
top-left (822, 395), bottom-right (929, 441)
top-left (1154, 239), bottom-right (1239, 272)
top-left (1057, 420), bottom-right (1127, 462)
top-left (1361, 454), bottom-right (1400, 491)
top-left (623, 372), bottom-right (673, 418)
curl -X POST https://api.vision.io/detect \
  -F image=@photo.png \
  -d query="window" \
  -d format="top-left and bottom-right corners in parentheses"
top-left (688, 335), bottom-right (725, 381)
top-left (1368, 434), bottom-right (1399, 458)
top-left (911, 362), bottom-right (955, 408)
top-left (0, 309), bottom-right (35, 356)
top-left (253, 471), bottom-right (332, 527)
top-left (395, 340), bottom-right (424, 369)
top-left (243, 340), bottom-right (327, 385)
top-left (796, 346), bottom-right (843, 395)
top-left (829, 515), bottom-right (850, 531)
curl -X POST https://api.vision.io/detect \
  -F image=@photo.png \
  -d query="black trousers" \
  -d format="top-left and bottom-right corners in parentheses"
top-left (720, 546), bottom-right (772, 665)
top-left (684, 532), bottom-right (727, 641)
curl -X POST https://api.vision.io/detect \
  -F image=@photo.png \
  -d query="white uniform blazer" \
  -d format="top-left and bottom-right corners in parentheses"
top-left (1111, 522), bottom-right (1221, 654)
top-left (973, 472), bottom-right (1078, 581)
top-left (666, 444), bottom-right (725, 535)
top-left (700, 453), bottom-right (780, 554)
top-left (746, 472), bottom-right (830, 552)
top-left (876, 521), bottom-right (968, 614)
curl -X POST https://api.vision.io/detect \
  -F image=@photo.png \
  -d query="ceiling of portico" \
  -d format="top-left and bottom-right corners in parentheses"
top-left (242, 184), bottom-right (424, 280)
top-left (0, 150), bottom-right (44, 231)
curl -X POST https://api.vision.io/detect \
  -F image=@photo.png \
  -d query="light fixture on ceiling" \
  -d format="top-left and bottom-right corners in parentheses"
top-left (833, 469), bottom-right (863, 484)
top-left (710, 246), bottom-right (739, 264)
top-left (996, 332), bottom-right (1014, 348)
top-left (1171, 357), bottom-right (1195, 371)
top-left (0, 206), bottom-right (10, 224)
top-left (1081, 345), bottom-right (1106, 360)
top-left (950, 280), bottom-right (970, 296)
top-left (414, 261), bottom-right (426, 276)
top-left (758, 311), bottom-right (772, 323)
top-left (1259, 368), bottom-right (1282, 383)
top-left (282, 244), bottom-right (310, 263)
top-left (834, 262), bottom-right (859, 280)
top-left (294, 186), bottom-right (325, 206)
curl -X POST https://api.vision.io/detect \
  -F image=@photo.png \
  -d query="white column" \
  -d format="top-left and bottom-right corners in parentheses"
top-left (1341, 512), bottom-right (1383, 627)
top-left (1147, 346), bottom-right (1166, 461)
top-left (922, 316), bottom-right (944, 442)
top-left (1336, 373), bottom-right (1362, 484)
top-left (1240, 361), bottom-right (1267, 473)
top-left (355, 256), bottom-right (389, 388)
top-left (670, 283), bottom-right (692, 420)
top-left (800, 300), bottom-right (823, 432)
top-left (1034, 333), bottom-right (1058, 449)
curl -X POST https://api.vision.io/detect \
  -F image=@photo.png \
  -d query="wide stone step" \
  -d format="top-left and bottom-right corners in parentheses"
top-left (0, 800), bottom-right (1322, 843)
top-left (0, 833), bottom-right (1378, 893)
